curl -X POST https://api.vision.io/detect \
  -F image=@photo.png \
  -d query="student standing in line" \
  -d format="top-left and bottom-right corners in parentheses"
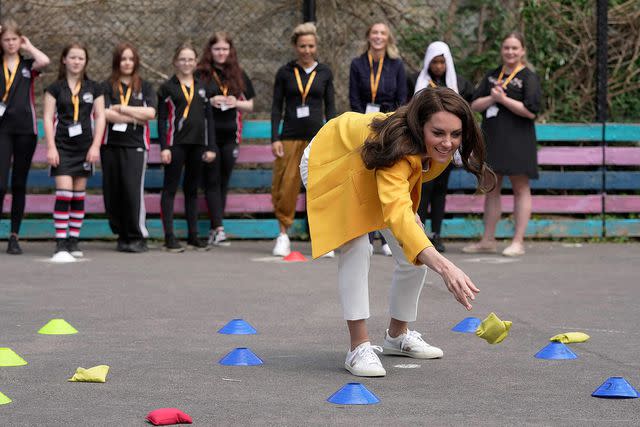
top-left (157, 41), bottom-right (216, 253)
top-left (197, 31), bottom-right (255, 247)
top-left (0, 19), bottom-right (49, 255)
top-left (464, 32), bottom-right (542, 257)
top-left (44, 41), bottom-right (105, 258)
top-left (270, 22), bottom-right (336, 257)
top-left (407, 41), bottom-right (474, 253)
top-left (101, 42), bottom-right (157, 253)
top-left (300, 88), bottom-right (493, 377)
top-left (349, 22), bottom-right (407, 256)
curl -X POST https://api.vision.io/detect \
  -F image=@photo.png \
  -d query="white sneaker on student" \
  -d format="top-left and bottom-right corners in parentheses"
top-left (383, 329), bottom-right (443, 359)
top-left (344, 341), bottom-right (386, 377)
top-left (381, 243), bottom-right (392, 256)
top-left (209, 229), bottom-right (230, 247)
top-left (272, 233), bottom-right (291, 257)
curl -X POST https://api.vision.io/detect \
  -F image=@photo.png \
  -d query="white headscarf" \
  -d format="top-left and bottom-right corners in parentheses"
top-left (414, 41), bottom-right (458, 94)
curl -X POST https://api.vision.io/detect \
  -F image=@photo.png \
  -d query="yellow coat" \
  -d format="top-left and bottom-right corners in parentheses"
top-left (306, 112), bottom-right (451, 264)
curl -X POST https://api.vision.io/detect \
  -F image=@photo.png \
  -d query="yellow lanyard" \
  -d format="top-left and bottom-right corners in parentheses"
top-left (70, 80), bottom-right (82, 123)
top-left (212, 71), bottom-right (228, 97)
top-left (180, 81), bottom-right (194, 119)
top-left (293, 67), bottom-right (316, 105)
top-left (428, 80), bottom-right (437, 88)
top-left (368, 53), bottom-right (384, 103)
top-left (2, 57), bottom-right (19, 103)
top-left (118, 83), bottom-right (132, 106)
top-left (497, 63), bottom-right (525, 89)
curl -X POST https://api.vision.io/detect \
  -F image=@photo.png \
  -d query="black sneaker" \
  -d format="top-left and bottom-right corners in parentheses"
top-left (431, 233), bottom-right (446, 253)
top-left (116, 238), bottom-right (130, 252)
top-left (163, 234), bottom-right (184, 253)
top-left (67, 236), bottom-right (84, 257)
top-left (127, 239), bottom-right (149, 253)
top-left (7, 235), bottom-right (22, 255)
top-left (186, 234), bottom-right (209, 251)
top-left (55, 238), bottom-right (69, 254)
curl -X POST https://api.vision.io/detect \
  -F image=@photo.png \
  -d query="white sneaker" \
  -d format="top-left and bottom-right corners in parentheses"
top-left (320, 250), bottom-right (335, 258)
top-left (208, 229), bottom-right (230, 247)
top-left (368, 243), bottom-right (374, 256)
top-left (383, 329), bottom-right (443, 359)
top-left (272, 233), bottom-right (291, 257)
top-left (344, 342), bottom-right (386, 377)
top-left (381, 243), bottom-right (392, 256)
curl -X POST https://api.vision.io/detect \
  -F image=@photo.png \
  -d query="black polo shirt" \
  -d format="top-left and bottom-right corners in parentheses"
top-left (102, 80), bottom-right (157, 149)
top-left (157, 75), bottom-right (216, 151)
top-left (0, 55), bottom-right (39, 135)
top-left (45, 78), bottom-right (103, 151)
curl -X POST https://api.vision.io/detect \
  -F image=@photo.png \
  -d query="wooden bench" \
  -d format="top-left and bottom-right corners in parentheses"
top-left (1, 121), bottom-right (639, 239)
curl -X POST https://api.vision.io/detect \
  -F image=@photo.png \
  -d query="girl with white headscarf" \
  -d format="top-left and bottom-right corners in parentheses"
top-left (407, 41), bottom-right (474, 253)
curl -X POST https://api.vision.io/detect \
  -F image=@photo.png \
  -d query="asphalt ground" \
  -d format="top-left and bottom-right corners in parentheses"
top-left (0, 239), bottom-right (639, 426)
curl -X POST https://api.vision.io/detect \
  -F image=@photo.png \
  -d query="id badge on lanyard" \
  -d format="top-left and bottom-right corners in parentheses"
top-left (296, 105), bottom-right (310, 118)
top-left (68, 122), bottom-right (83, 137)
top-left (0, 102), bottom-right (6, 117)
top-left (365, 103), bottom-right (380, 114)
top-left (486, 105), bottom-right (499, 118)
top-left (293, 67), bottom-right (316, 120)
top-left (112, 123), bottom-right (128, 132)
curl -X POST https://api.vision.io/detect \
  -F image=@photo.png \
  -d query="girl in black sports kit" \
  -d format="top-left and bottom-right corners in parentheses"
top-left (102, 42), bottom-right (157, 253)
top-left (44, 41), bottom-right (106, 258)
top-left (197, 31), bottom-right (255, 247)
top-left (0, 19), bottom-right (50, 255)
top-left (157, 41), bottom-right (216, 253)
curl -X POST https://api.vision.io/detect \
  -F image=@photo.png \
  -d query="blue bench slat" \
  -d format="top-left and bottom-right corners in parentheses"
top-left (605, 171), bottom-right (640, 190)
top-left (2, 218), bottom-right (308, 240)
top-left (604, 123), bottom-right (640, 142)
top-left (448, 170), bottom-right (602, 190)
top-left (535, 124), bottom-right (603, 141)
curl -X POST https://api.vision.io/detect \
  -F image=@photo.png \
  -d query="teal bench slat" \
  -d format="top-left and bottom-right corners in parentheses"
top-left (535, 124), bottom-right (603, 141)
top-left (1, 218), bottom-right (308, 240)
top-left (438, 218), bottom-right (602, 238)
top-left (605, 172), bottom-right (640, 190)
top-left (604, 123), bottom-right (640, 142)
top-left (605, 219), bottom-right (640, 237)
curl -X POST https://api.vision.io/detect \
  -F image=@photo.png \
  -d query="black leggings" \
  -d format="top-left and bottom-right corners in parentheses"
top-left (161, 144), bottom-right (204, 237)
top-left (203, 132), bottom-right (238, 229)
top-left (418, 164), bottom-right (453, 235)
top-left (0, 133), bottom-right (37, 235)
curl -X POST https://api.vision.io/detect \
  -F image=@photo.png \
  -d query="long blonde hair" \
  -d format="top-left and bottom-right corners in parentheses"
top-left (362, 22), bottom-right (399, 59)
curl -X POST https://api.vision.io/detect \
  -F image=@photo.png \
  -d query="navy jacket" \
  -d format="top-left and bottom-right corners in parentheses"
top-left (349, 53), bottom-right (407, 113)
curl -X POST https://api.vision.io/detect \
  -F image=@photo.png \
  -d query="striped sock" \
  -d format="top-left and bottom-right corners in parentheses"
top-left (69, 191), bottom-right (86, 238)
top-left (54, 189), bottom-right (72, 239)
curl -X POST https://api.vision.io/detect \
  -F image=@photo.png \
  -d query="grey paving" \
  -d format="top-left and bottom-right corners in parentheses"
top-left (0, 240), bottom-right (639, 426)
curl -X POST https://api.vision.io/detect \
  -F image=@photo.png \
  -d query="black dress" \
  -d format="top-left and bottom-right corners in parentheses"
top-left (472, 66), bottom-right (542, 179)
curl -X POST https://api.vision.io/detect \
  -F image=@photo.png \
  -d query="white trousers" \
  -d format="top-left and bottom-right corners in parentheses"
top-left (338, 229), bottom-right (427, 321)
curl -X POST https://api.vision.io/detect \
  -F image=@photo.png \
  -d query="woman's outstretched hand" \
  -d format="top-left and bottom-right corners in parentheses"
top-left (417, 246), bottom-right (479, 310)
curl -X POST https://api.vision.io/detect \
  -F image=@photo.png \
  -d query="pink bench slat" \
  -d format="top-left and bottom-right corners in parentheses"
top-left (32, 144), bottom-right (275, 165)
top-left (604, 147), bottom-right (640, 166)
top-left (5, 193), bottom-right (305, 214)
top-left (604, 195), bottom-right (640, 213)
top-left (536, 147), bottom-right (602, 165)
top-left (445, 195), bottom-right (602, 213)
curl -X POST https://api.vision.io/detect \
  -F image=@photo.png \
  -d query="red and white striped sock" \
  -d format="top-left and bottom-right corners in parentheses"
top-left (69, 191), bottom-right (86, 238)
top-left (53, 189), bottom-right (72, 239)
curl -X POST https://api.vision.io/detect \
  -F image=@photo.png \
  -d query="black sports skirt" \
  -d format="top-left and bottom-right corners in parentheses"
top-left (50, 146), bottom-right (94, 177)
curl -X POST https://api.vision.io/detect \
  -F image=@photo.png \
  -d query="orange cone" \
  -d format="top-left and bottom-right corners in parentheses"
top-left (283, 251), bottom-right (307, 262)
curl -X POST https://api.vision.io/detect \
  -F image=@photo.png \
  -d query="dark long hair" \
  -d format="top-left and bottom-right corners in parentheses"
top-left (197, 32), bottom-right (245, 96)
top-left (361, 87), bottom-right (494, 193)
top-left (57, 41), bottom-right (89, 81)
top-left (109, 42), bottom-right (142, 95)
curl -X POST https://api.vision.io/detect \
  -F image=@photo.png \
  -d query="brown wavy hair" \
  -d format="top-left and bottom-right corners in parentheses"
top-left (56, 41), bottom-right (89, 80)
top-left (361, 87), bottom-right (495, 193)
top-left (108, 42), bottom-right (142, 95)
top-left (197, 32), bottom-right (245, 96)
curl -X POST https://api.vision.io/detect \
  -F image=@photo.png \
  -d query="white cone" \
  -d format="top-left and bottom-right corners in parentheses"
top-left (50, 251), bottom-right (76, 263)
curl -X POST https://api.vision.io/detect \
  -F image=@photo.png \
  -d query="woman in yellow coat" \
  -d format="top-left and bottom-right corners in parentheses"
top-left (300, 87), bottom-right (493, 377)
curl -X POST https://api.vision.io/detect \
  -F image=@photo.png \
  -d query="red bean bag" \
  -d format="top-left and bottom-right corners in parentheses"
top-left (146, 408), bottom-right (192, 425)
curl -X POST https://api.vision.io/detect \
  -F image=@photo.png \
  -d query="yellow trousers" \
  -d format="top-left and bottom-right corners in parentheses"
top-left (271, 139), bottom-right (309, 229)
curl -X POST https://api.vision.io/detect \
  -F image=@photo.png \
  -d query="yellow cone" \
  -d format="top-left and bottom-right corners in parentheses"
top-left (0, 391), bottom-right (11, 405)
top-left (549, 332), bottom-right (590, 344)
top-left (68, 365), bottom-right (110, 383)
top-left (0, 348), bottom-right (28, 366)
top-left (38, 319), bottom-right (78, 335)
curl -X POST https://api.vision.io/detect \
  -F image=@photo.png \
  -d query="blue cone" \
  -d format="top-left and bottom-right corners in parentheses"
top-left (327, 383), bottom-right (380, 405)
top-left (218, 319), bottom-right (257, 335)
top-left (451, 317), bottom-right (482, 333)
top-left (592, 377), bottom-right (639, 399)
top-left (534, 342), bottom-right (578, 360)
top-left (219, 347), bottom-right (263, 366)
